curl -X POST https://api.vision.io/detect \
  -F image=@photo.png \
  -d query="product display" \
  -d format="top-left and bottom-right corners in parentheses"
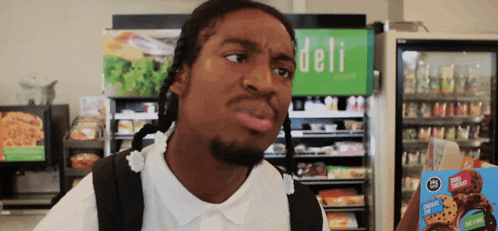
top-left (446, 103), bottom-right (455, 117)
top-left (432, 127), bottom-right (445, 139)
top-left (407, 103), bottom-right (418, 118)
top-left (457, 126), bottom-right (470, 140)
top-left (327, 212), bottom-right (358, 229)
top-left (445, 127), bottom-right (456, 140)
top-left (469, 102), bottom-right (482, 116)
top-left (456, 102), bottom-right (468, 117)
top-left (432, 102), bottom-right (446, 118)
top-left (117, 120), bottom-right (134, 134)
top-left (469, 125), bottom-right (480, 139)
top-left (419, 127), bottom-right (432, 142)
top-left (295, 162), bottom-right (327, 179)
top-left (319, 189), bottom-right (364, 206)
top-left (420, 168), bottom-right (498, 231)
top-left (326, 166), bottom-right (366, 179)
top-left (419, 103), bottom-right (432, 118)
top-left (71, 153), bottom-right (101, 169)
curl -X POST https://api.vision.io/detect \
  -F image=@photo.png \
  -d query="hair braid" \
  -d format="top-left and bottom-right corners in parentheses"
top-left (283, 114), bottom-right (297, 175)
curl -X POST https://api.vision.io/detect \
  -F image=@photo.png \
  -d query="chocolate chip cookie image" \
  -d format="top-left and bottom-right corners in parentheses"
top-left (450, 169), bottom-right (483, 196)
top-left (421, 223), bottom-right (457, 231)
top-left (452, 193), bottom-right (496, 231)
top-left (424, 195), bottom-right (458, 225)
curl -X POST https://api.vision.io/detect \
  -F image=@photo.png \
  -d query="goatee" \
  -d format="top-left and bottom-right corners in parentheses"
top-left (209, 137), bottom-right (265, 167)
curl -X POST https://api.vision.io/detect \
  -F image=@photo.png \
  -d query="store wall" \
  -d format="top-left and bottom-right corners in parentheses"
top-left (0, 0), bottom-right (290, 121)
top-left (1, 0), bottom-right (497, 121)
top-left (305, 0), bottom-right (388, 24)
top-left (403, 0), bottom-right (498, 33)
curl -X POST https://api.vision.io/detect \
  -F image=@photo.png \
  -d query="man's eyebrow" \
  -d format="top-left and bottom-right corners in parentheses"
top-left (221, 37), bottom-right (296, 67)
top-left (220, 38), bottom-right (261, 51)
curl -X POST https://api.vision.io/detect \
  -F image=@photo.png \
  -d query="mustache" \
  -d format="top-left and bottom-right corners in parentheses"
top-left (226, 95), bottom-right (280, 121)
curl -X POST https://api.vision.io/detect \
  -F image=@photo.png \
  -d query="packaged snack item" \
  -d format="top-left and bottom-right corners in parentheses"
top-left (457, 125), bottom-right (470, 140)
top-left (405, 78), bottom-right (417, 94)
top-left (319, 189), bottom-right (364, 206)
top-left (296, 162), bottom-right (327, 179)
top-left (327, 166), bottom-right (366, 179)
top-left (346, 96), bottom-right (357, 112)
top-left (420, 168), bottom-right (498, 231)
top-left (432, 127), bottom-right (445, 139)
top-left (69, 124), bottom-right (102, 141)
top-left (407, 103), bottom-right (418, 118)
top-left (441, 65), bottom-right (455, 94)
top-left (416, 64), bottom-right (430, 94)
top-left (408, 152), bottom-right (420, 165)
top-left (432, 102), bottom-right (446, 118)
top-left (469, 125), bottom-right (480, 139)
top-left (419, 103), bottom-right (432, 118)
top-left (117, 120), bottom-right (134, 134)
top-left (429, 77), bottom-right (441, 94)
top-left (71, 153), bottom-right (101, 169)
top-left (445, 126), bottom-right (456, 140)
top-left (446, 103), bottom-right (455, 117)
top-left (404, 128), bottom-right (418, 140)
top-left (456, 102), bottom-right (468, 117)
top-left (419, 127), bottom-right (432, 142)
top-left (344, 120), bottom-right (363, 131)
top-left (402, 152), bottom-right (408, 165)
top-left (454, 65), bottom-right (467, 94)
top-left (468, 76), bottom-right (478, 93)
top-left (469, 102), bottom-right (482, 116)
top-left (402, 103), bottom-right (407, 117)
top-left (327, 212), bottom-right (358, 229)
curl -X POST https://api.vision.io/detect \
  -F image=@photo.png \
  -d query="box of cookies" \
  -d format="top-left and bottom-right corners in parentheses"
top-left (420, 168), bottom-right (498, 231)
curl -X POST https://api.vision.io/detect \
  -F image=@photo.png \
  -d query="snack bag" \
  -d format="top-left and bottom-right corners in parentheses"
top-left (420, 168), bottom-right (498, 231)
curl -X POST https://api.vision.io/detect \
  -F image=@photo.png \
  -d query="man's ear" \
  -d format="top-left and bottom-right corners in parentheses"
top-left (169, 64), bottom-right (190, 97)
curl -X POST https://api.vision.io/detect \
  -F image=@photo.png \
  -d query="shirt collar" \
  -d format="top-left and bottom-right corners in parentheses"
top-left (143, 124), bottom-right (259, 226)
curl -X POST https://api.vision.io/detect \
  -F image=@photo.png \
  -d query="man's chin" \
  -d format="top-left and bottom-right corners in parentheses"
top-left (208, 137), bottom-right (265, 167)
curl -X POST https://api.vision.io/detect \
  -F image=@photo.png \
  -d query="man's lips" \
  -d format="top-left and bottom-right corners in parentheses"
top-left (228, 98), bottom-right (278, 132)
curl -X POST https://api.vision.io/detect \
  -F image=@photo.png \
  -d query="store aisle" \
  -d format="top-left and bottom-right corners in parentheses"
top-left (0, 211), bottom-right (47, 231)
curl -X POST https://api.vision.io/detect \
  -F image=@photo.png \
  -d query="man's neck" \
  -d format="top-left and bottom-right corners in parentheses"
top-left (164, 127), bottom-right (250, 204)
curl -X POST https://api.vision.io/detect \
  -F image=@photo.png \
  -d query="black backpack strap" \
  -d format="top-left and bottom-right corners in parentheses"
top-left (92, 149), bottom-right (144, 231)
top-left (273, 166), bottom-right (324, 231)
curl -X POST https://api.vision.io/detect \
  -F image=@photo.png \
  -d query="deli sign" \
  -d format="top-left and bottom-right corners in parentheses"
top-left (292, 29), bottom-right (374, 96)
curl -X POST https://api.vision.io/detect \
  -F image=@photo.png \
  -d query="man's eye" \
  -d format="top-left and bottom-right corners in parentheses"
top-left (273, 68), bottom-right (291, 78)
top-left (225, 54), bottom-right (246, 63)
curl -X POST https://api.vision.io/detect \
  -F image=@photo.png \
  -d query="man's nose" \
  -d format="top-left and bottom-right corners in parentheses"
top-left (242, 63), bottom-right (277, 97)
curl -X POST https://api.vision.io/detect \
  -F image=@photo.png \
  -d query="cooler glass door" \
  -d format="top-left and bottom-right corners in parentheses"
top-left (399, 50), bottom-right (497, 218)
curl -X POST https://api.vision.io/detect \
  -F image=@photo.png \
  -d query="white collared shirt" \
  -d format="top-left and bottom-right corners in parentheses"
top-left (34, 133), bottom-right (329, 231)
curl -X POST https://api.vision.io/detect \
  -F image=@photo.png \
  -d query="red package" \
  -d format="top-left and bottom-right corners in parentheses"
top-left (456, 102), bottom-right (468, 117)
top-left (419, 127), bottom-right (432, 142)
top-left (432, 127), bottom-right (445, 139)
top-left (432, 102), bottom-right (446, 118)
top-left (446, 103), bottom-right (455, 117)
top-left (71, 153), bottom-right (101, 169)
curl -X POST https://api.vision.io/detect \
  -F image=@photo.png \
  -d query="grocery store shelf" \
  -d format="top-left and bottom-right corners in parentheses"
top-left (108, 96), bottom-right (158, 100)
top-left (323, 204), bottom-right (366, 212)
top-left (265, 153), bottom-right (364, 158)
top-left (297, 178), bottom-right (366, 185)
top-left (289, 111), bottom-right (363, 119)
top-left (64, 139), bottom-right (104, 149)
top-left (403, 138), bottom-right (490, 149)
top-left (278, 130), bottom-right (364, 138)
top-left (1, 193), bottom-right (58, 206)
top-left (403, 115), bottom-right (485, 125)
top-left (65, 168), bottom-right (92, 177)
top-left (402, 165), bottom-right (424, 175)
top-left (113, 133), bottom-right (155, 140)
top-left (114, 112), bottom-right (158, 120)
top-left (404, 93), bottom-right (491, 102)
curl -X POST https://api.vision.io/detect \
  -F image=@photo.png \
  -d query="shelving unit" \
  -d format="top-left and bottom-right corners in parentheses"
top-left (265, 95), bottom-right (370, 230)
top-left (105, 97), bottom-right (159, 156)
top-left (62, 132), bottom-right (104, 195)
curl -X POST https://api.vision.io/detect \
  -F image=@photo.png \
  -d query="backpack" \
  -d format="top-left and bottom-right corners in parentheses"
top-left (92, 149), bottom-right (323, 231)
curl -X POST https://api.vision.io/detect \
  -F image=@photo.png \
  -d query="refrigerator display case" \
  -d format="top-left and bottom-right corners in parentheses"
top-left (372, 31), bottom-right (498, 230)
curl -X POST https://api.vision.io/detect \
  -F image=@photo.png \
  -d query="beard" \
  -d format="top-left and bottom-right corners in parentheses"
top-left (208, 137), bottom-right (265, 167)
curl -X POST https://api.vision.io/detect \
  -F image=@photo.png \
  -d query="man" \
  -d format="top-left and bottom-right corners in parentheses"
top-left (34, 0), bottom-right (329, 230)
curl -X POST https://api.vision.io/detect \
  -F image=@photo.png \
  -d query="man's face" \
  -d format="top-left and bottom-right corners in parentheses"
top-left (173, 9), bottom-right (295, 156)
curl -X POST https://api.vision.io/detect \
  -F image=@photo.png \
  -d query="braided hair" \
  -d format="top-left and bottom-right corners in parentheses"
top-left (131, 0), bottom-right (298, 174)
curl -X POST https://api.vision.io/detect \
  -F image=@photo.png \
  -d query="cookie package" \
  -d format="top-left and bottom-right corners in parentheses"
top-left (420, 168), bottom-right (498, 231)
